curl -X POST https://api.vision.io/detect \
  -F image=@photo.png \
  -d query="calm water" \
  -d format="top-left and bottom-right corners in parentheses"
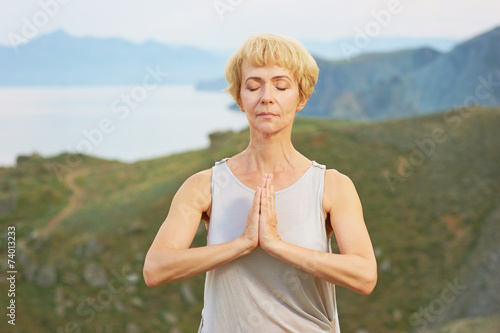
top-left (0, 85), bottom-right (249, 167)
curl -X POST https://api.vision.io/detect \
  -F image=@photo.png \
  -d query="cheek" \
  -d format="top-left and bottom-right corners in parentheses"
top-left (283, 94), bottom-right (301, 109)
top-left (240, 93), bottom-right (256, 107)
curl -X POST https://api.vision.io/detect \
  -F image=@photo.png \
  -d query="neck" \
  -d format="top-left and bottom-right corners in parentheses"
top-left (241, 126), bottom-right (302, 174)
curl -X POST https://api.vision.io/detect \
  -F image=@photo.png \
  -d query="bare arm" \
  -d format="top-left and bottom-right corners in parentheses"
top-left (143, 169), bottom-right (261, 288)
top-left (260, 170), bottom-right (377, 295)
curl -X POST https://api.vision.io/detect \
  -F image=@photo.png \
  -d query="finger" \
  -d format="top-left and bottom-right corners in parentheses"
top-left (253, 187), bottom-right (261, 213)
top-left (267, 173), bottom-right (273, 188)
top-left (270, 184), bottom-right (275, 211)
top-left (260, 175), bottom-right (266, 188)
top-left (262, 174), bottom-right (269, 188)
top-left (267, 187), bottom-right (273, 209)
top-left (261, 185), bottom-right (268, 209)
top-left (268, 187), bottom-right (274, 215)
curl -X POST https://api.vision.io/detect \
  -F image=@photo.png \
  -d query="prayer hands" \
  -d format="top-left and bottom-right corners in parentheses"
top-left (241, 174), bottom-right (281, 253)
top-left (258, 174), bottom-right (281, 251)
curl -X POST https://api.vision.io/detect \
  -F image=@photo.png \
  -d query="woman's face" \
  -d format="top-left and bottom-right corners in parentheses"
top-left (239, 61), bottom-right (304, 135)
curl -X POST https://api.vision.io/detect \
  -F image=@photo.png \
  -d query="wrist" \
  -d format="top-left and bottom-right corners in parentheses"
top-left (236, 236), bottom-right (257, 255)
top-left (261, 237), bottom-right (284, 256)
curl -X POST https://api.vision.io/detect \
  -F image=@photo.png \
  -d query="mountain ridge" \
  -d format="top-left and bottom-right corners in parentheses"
top-left (301, 26), bottom-right (500, 119)
top-left (197, 26), bottom-right (500, 120)
top-left (0, 28), bottom-right (463, 88)
top-left (0, 30), bottom-right (228, 86)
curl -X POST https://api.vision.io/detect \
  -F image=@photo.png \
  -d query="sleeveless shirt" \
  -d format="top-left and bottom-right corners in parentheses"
top-left (199, 158), bottom-right (341, 333)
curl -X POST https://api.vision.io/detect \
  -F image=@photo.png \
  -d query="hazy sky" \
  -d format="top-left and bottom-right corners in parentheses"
top-left (1, 0), bottom-right (499, 49)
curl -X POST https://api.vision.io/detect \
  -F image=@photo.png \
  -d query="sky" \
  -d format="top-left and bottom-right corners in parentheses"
top-left (1, 0), bottom-right (500, 50)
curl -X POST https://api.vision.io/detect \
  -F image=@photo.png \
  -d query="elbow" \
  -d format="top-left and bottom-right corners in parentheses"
top-left (143, 259), bottom-right (171, 288)
top-left (143, 259), bottom-right (176, 287)
top-left (357, 267), bottom-right (378, 296)
top-left (358, 277), bottom-right (377, 295)
top-left (143, 264), bottom-right (158, 288)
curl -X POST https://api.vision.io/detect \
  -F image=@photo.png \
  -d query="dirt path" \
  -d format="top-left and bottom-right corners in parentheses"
top-left (39, 168), bottom-right (89, 237)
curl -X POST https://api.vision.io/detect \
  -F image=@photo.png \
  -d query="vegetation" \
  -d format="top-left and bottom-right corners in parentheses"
top-left (1, 107), bottom-right (499, 332)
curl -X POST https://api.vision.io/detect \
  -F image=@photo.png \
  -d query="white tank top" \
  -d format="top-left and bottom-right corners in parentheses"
top-left (199, 158), bottom-right (340, 333)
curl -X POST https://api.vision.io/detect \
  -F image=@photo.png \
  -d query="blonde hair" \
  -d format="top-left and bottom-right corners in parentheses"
top-left (224, 33), bottom-right (319, 106)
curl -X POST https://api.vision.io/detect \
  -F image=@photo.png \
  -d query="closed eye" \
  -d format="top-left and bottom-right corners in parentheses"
top-left (275, 80), bottom-right (290, 91)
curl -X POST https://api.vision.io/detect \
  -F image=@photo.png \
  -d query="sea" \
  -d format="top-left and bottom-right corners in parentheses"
top-left (0, 85), bottom-right (249, 167)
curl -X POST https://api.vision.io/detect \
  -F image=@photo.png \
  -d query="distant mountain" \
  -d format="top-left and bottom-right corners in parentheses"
top-left (301, 26), bottom-right (500, 119)
top-left (304, 47), bottom-right (443, 118)
top-left (0, 30), bottom-right (228, 86)
top-left (196, 26), bottom-right (500, 120)
top-left (0, 30), bottom-right (462, 88)
top-left (302, 36), bottom-right (458, 60)
top-left (194, 37), bottom-right (458, 92)
top-left (2, 28), bottom-right (498, 119)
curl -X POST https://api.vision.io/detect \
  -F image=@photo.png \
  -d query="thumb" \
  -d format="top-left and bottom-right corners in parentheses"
top-left (252, 187), bottom-right (261, 214)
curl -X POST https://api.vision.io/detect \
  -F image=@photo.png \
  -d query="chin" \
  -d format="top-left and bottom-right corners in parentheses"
top-left (257, 125), bottom-right (282, 134)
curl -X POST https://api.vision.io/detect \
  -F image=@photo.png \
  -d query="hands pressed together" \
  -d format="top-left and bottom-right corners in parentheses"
top-left (241, 174), bottom-right (283, 253)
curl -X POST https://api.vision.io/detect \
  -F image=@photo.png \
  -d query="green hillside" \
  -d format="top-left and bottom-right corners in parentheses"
top-left (1, 106), bottom-right (499, 333)
top-left (421, 315), bottom-right (500, 333)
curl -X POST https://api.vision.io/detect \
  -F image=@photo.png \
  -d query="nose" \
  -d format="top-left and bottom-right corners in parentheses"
top-left (260, 83), bottom-right (274, 104)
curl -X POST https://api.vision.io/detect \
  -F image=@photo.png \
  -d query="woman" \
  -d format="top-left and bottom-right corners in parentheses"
top-left (143, 33), bottom-right (377, 332)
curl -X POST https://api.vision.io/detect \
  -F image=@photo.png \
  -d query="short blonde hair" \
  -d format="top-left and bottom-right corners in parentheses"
top-left (224, 33), bottom-right (319, 106)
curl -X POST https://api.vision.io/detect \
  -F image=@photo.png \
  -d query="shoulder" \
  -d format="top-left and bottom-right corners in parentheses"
top-left (324, 168), bottom-right (355, 189)
top-left (184, 168), bottom-right (212, 187)
top-left (177, 168), bottom-right (212, 213)
top-left (323, 169), bottom-right (359, 212)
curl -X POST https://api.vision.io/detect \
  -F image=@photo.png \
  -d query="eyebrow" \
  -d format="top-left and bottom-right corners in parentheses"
top-left (245, 75), bottom-right (291, 83)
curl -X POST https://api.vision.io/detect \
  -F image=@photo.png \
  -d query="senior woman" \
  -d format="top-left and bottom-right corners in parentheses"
top-left (143, 33), bottom-right (377, 332)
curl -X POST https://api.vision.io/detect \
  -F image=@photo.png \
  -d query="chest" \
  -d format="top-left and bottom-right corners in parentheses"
top-left (208, 175), bottom-right (331, 251)
top-left (233, 170), bottom-right (304, 192)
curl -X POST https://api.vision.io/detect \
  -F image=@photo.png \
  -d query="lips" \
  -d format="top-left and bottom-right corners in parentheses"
top-left (258, 112), bottom-right (277, 118)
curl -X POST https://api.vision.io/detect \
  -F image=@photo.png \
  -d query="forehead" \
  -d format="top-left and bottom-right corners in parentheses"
top-left (241, 60), bottom-right (295, 81)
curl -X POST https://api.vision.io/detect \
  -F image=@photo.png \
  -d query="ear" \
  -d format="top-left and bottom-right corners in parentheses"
top-left (237, 96), bottom-right (244, 112)
top-left (296, 99), bottom-right (306, 112)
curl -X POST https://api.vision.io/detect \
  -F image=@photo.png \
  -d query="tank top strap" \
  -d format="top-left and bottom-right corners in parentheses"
top-left (214, 157), bottom-right (229, 166)
top-left (311, 160), bottom-right (326, 170)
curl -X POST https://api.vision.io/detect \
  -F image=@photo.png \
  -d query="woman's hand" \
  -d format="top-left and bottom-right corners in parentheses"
top-left (240, 174), bottom-right (282, 253)
top-left (259, 174), bottom-right (282, 252)
top-left (239, 176), bottom-right (265, 253)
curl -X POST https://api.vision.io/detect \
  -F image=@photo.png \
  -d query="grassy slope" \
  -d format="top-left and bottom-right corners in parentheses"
top-left (0, 107), bottom-right (499, 333)
top-left (422, 315), bottom-right (500, 333)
